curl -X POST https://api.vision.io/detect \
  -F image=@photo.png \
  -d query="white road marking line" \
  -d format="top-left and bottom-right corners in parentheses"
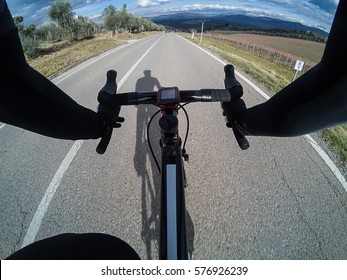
top-left (1, 35), bottom-right (161, 134)
top-left (1, 38), bottom-right (126, 133)
top-left (21, 36), bottom-right (163, 247)
top-left (117, 35), bottom-right (163, 90)
top-left (181, 36), bottom-right (271, 100)
top-left (304, 135), bottom-right (347, 192)
top-left (21, 140), bottom-right (83, 248)
top-left (54, 44), bottom-right (128, 85)
top-left (54, 34), bottom-right (160, 85)
top-left (181, 35), bottom-right (347, 192)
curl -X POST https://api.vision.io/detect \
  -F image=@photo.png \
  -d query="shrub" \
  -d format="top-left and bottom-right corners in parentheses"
top-left (21, 36), bottom-right (40, 59)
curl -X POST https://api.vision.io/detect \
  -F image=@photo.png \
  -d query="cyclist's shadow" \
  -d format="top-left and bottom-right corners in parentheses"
top-left (134, 70), bottom-right (195, 259)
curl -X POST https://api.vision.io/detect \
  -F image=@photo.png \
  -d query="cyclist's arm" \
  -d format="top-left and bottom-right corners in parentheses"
top-left (0, 0), bottom-right (107, 140)
top-left (235, 0), bottom-right (347, 137)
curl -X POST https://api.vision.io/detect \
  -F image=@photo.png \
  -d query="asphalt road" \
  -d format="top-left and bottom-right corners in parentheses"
top-left (1, 33), bottom-right (347, 260)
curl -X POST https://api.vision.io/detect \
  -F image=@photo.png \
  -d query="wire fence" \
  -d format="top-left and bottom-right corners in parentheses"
top-left (203, 32), bottom-right (314, 73)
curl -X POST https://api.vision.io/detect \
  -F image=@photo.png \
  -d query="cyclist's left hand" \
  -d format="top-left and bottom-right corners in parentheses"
top-left (97, 70), bottom-right (124, 129)
top-left (97, 102), bottom-right (124, 129)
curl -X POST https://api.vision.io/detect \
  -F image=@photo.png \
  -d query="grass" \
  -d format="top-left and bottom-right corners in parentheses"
top-left (321, 124), bottom-right (347, 163)
top-left (27, 32), bottom-right (156, 78)
top-left (184, 34), bottom-right (294, 93)
top-left (181, 33), bottom-right (346, 164)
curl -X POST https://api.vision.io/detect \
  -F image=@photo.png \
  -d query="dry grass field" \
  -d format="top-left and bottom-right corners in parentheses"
top-left (28, 32), bottom-right (155, 78)
top-left (221, 33), bottom-right (325, 64)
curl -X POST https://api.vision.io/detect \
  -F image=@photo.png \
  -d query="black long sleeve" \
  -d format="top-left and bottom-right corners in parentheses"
top-left (0, 1), bottom-right (105, 140)
top-left (238, 0), bottom-right (347, 137)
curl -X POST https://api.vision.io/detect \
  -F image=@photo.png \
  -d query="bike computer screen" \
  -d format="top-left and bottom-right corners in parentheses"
top-left (157, 87), bottom-right (180, 105)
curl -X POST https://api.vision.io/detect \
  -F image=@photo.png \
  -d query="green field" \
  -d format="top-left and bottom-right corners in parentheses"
top-left (183, 33), bottom-right (346, 164)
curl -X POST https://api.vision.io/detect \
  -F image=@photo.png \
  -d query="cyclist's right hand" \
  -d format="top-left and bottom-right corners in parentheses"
top-left (222, 65), bottom-right (250, 150)
top-left (221, 64), bottom-right (246, 127)
top-left (222, 98), bottom-right (247, 129)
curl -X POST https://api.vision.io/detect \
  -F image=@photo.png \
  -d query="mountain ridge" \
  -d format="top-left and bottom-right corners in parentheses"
top-left (150, 12), bottom-right (329, 37)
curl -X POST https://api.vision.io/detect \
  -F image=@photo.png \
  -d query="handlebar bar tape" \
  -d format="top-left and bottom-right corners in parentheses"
top-left (100, 70), bottom-right (117, 95)
top-left (201, 89), bottom-right (231, 102)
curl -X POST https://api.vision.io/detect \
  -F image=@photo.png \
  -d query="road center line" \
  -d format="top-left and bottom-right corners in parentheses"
top-left (181, 35), bottom-right (347, 192)
top-left (117, 35), bottom-right (163, 90)
top-left (54, 34), bottom-right (160, 85)
top-left (21, 35), bottom-right (163, 248)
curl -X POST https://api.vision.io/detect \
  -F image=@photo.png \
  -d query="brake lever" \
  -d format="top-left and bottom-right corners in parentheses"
top-left (223, 64), bottom-right (250, 150)
top-left (96, 123), bottom-right (113, 154)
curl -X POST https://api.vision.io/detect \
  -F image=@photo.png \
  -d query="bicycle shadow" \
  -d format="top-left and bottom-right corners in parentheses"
top-left (134, 70), bottom-right (195, 259)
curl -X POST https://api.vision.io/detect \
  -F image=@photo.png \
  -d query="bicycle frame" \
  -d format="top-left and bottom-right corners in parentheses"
top-left (158, 108), bottom-right (188, 260)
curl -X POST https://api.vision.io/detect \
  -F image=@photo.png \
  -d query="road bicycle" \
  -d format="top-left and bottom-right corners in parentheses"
top-left (96, 64), bottom-right (249, 260)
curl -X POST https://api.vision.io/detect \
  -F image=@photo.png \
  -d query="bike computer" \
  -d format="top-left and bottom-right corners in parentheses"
top-left (157, 87), bottom-right (180, 106)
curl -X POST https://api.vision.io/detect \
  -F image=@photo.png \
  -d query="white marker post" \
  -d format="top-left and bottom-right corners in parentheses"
top-left (293, 59), bottom-right (305, 81)
top-left (200, 21), bottom-right (205, 43)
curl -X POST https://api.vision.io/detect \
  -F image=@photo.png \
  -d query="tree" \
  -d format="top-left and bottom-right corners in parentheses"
top-left (119, 4), bottom-right (131, 30)
top-left (38, 23), bottom-right (63, 41)
top-left (12, 16), bottom-right (40, 58)
top-left (22, 24), bottom-right (37, 38)
top-left (102, 4), bottom-right (121, 34)
top-left (13, 16), bottom-right (24, 34)
top-left (48, 0), bottom-right (75, 39)
top-left (102, 3), bottom-right (165, 35)
top-left (21, 36), bottom-right (40, 58)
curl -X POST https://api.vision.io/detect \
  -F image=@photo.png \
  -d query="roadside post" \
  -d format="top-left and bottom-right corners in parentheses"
top-left (293, 59), bottom-right (305, 81)
top-left (200, 21), bottom-right (205, 43)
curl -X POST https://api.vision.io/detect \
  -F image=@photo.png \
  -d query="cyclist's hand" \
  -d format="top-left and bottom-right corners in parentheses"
top-left (97, 102), bottom-right (124, 129)
top-left (222, 98), bottom-right (247, 129)
top-left (97, 70), bottom-right (124, 129)
top-left (96, 70), bottom-right (124, 154)
top-left (222, 64), bottom-right (250, 150)
top-left (221, 64), bottom-right (246, 129)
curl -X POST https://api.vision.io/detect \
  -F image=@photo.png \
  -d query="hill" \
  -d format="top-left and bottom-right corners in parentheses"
top-left (151, 12), bottom-right (329, 39)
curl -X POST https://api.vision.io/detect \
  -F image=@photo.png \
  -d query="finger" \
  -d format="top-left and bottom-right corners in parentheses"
top-left (113, 123), bottom-right (122, 128)
top-left (117, 117), bottom-right (125, 123)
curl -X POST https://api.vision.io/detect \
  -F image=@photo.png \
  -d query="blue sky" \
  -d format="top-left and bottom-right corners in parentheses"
top-left (7, 0), bottom-right (339, 32)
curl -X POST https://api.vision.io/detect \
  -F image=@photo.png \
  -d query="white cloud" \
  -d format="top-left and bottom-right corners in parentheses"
top-left (168, 4), bottom-right (263, 14)
top-left (137, 0), bottom-right (170, 8)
